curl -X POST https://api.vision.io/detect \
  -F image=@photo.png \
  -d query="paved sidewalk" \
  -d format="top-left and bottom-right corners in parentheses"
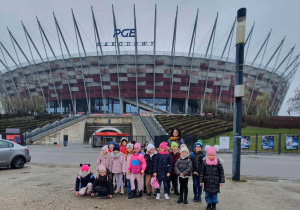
top-left (0, 164), bottom-right (299, 210)
top-left (29, 144), bottom-right (300, 181)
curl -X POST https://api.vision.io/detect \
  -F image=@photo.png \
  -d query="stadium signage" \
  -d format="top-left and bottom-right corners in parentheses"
top-left (97, 41), bottom-right (154, 47)
top-left (114, 28), bottom-right (136, 37)
top-left (96, 28), bottom-right (153, 47)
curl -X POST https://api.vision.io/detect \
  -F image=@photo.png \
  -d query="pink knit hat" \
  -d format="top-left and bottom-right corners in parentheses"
top-left (98, 165), bottom-right (106, 172)
top-left (81, 164), bottom-right (90, 171)
top-left (134, 143), bottom-right (141, 150)
top-left (102, 145), bottom-right (109, 153)
top-left (159, 142), bottom-right (168, 151)
top-left (205, 145), bottom-right (220, 156)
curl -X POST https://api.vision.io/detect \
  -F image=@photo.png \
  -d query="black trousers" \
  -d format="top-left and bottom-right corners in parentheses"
top-left (170, 175), bottom-right (179, 190)
top-left (179, 177), bottom-right (189, 198)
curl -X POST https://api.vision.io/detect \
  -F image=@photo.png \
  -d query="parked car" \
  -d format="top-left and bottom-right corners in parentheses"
top-left (0, 139), bottom-right (31, 169)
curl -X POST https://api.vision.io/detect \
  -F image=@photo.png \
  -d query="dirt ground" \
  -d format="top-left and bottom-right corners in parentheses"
top-left (0, 163), bottom-right (299, 210)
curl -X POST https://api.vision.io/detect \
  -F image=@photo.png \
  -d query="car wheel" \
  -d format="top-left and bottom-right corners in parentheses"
top-left (11, 156), bottom-right (25, 169)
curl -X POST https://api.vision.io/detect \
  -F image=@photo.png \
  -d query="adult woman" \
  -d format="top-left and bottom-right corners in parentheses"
top-left (167, 128), bottom-right (185, 148)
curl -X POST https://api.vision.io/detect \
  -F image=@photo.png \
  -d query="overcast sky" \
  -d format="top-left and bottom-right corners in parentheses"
top-left (0, 0), bottom-right (299, 116)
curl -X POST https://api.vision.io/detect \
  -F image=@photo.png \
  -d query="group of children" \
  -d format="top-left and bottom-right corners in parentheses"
top-left (75, 129), bottom-right (225, 210)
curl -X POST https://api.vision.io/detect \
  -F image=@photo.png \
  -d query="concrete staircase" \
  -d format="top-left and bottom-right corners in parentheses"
top-left (132, 115), bottom-right (152, 143)
top-left (141, 115), bottom-right (168, 137)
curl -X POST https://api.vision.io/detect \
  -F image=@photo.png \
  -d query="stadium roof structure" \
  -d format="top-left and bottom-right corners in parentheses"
top-left (0, 5), bottom-right (298, 115)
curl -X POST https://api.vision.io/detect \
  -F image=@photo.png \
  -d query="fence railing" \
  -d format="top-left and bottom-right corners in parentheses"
top-left (154, 133), bottom-right (300, 154)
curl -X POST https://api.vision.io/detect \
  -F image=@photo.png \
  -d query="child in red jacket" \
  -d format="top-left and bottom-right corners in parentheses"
top-left (170, 141), bottom-right (180, 195)
top-left (120, 138), bottom-right (128, 155)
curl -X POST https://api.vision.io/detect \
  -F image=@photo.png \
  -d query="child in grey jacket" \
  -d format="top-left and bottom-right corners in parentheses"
top-left (175, 146), bottom-right (193, 204)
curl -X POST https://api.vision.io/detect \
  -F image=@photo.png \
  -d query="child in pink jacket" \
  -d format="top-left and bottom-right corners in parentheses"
top-left (127, 143), bottom-right (147, 199)
top-left (96, 145), bottom-right (113, 175)
top-left (110, 144), bottom-right (126, 194)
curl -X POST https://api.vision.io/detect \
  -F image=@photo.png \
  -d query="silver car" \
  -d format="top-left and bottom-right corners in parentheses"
top-left (0, 139), bottom-right (31, 169)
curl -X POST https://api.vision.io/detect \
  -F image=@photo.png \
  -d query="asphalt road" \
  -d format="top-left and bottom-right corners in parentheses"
top-left (28, 144), bottom-right (300, 181)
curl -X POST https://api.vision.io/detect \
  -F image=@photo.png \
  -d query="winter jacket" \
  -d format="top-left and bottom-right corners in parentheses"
top-left (175, 156), bottom-right (193, 177)
top-left (167, 138), bottom-right (185, 148)
top-left (120, 145), bottom-right (127, 155)
top-left (125, 153), bottom-right (133, 179)
top-left (96, 153), bottom-right (113, 173)
top-left (92, 175), bottom-right (113, 195)
top-left (170, 151), bottom-right (180, 175)
top-left (190, 151), bottom-right (205, 174)
top-left (153, 153), bottom-right (173, 181)
top-left (144, 152), bottom-right (157, 175)
top-left (111, 152), bottom-right (126, 174)
top-left (128, 152), bottom-right (147, 174)
top-left (199, 157), bottom-right (225, 194)
top-left (75, 172), bottom-right (95, 191)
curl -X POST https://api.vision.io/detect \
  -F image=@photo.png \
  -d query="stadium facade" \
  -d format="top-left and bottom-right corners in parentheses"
top-left (0, 6), bottom-right (298, 115)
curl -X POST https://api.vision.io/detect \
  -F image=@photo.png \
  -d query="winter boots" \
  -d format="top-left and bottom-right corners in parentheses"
top-left (128, 190), bottom-right (136, 199)
top-left (183, 192), bottom-right (188, 204)
top-left (206, 203), bottom-right (212, 210)
top-left (136, 190), bottom-right (143, 198)
top-left (177, 194), bottom-right (183, 203)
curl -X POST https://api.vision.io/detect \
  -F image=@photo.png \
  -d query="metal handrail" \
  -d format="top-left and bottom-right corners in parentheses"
top-left (26, 114), bottom-right (85, 139)
top-left (138, 114), bottom-right (154, 144)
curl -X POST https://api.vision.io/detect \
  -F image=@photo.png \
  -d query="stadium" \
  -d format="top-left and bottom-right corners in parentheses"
top-left (0, 5), bottom-right (298, 116)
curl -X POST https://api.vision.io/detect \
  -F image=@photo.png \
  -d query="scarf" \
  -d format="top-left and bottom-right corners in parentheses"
top-left (206, 156), bottom-right (217, 165)
top-left (170, 137), bottom-right (181, 141)
top-left (148, 150), bottom-right (157, 158)
top-left (78, 170), bottom-right (91, 178)
top-left (180, 155), bottom-right (188, 159)
top-left (110, 151), bottom-right (122, 159)
top-left (159, 150), bottom-right (169, 155)
top-left (171, 150), bottom-right (179, 155)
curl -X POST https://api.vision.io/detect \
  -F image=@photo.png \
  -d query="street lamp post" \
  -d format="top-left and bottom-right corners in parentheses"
top-left (232, 8), bottom-right (246, 181)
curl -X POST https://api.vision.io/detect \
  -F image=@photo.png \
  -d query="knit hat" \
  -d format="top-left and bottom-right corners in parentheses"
top-left (159, 142), bottom-right (168, 151)
top-left (134, 143), bottom-right (141, 150)
top-left (180, 146), bottom-right (190, 156)
top-left (171, 141), bottom-right (178, 149)
top-left (180, 144), bottom-right (187, 149)
top-left (121, 138), bottom-right (128, 144)
top-left (80, 164), bottom-right (90, 172)
top-left (101, 145), bottom-right (109, 153)
top-left (98, 165), bottom-right (106, 172)
top-left (147, 143), bottom-right (155, 152)
top-left (113, 144), bottom-right (120, 151)
top-left (108, 142), bottom-right (114, 147)
top-left (205, 145), bottom-right (220, 156)
top-left (127, 143), bottom-right (134, 149)
top-left (195, 140), bottom-right (203, 148)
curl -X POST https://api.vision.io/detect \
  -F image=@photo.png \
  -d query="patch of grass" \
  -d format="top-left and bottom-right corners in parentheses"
top-left (226, 177), bottom-right (247, 182)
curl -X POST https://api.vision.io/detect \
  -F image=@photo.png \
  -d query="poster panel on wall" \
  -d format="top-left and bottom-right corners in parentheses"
top-left (262, 136), bottom-right (274, 149)
top-left (285, 136), bottom-right (298, 150)
top-left (241, 136), bottom-right (250, 149)
top-left (219, 136), bottom-right (230, 149)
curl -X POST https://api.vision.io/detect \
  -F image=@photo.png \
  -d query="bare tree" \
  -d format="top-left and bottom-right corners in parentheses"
top-left (287, 85), bottom-right (300, 115)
